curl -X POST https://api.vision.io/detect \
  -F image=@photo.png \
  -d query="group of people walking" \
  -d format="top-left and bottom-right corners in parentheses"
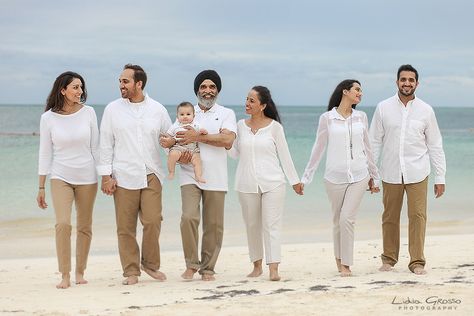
top-left (36, 64), bottom-right (446, 289)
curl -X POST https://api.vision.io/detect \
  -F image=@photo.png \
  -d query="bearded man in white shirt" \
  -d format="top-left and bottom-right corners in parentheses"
top-left (98, 64), bottom-right (172, 285)
top-left (369, 64), bottom-right (446, 275)
top-left (160, 70), bottom-right (237, 281)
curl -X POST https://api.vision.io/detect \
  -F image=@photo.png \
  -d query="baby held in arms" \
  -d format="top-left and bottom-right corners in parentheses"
top-left (166, 102), bottom-right (206, 183)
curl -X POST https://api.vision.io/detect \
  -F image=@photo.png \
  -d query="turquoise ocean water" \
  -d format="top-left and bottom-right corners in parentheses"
top-left (1, 104), bottom-right (473, 250)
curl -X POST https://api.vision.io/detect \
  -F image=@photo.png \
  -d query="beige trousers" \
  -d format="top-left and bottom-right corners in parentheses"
top-left (113, 174), bottom-right (163, 277)
top-left (180, 184), bottom-right (225, 275)
top-left (238, 184), bottom-right (286, 264)
top-left (50, 179), bottom-right (97, 274)
top-left (381, 177), bottom-right (428, 271)
top-left (324, 176), bottom-right (369, 266)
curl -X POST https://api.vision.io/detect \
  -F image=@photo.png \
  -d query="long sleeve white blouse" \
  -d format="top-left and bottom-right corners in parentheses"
top-left (230, 119), bottom-right (300, 193)
top-left (301, 108), bottom-right (379, 185)
top-left (38, 105), bottom-right (99, 184)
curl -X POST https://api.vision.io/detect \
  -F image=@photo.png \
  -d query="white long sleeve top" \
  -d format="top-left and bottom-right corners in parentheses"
top-left (38, 105), bottom-right (99, 184)
top-left (230, 119), bottom-right (300, 193)
top-left (301, 108), bottom-right (379, 185)
top-left (179, 104), bottom-right (237, 191)
top-left (369, 94), bottom-right (446, 185)
top-left (97, 95), bottom-right (172, 190)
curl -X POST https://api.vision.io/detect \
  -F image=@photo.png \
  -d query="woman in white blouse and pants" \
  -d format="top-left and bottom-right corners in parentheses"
top-left (301, 79), bottom-right (379, 277)
top-left (229, 86), bottom-right (303, 281)
top-left (37, 72), bottom-right (99, 289)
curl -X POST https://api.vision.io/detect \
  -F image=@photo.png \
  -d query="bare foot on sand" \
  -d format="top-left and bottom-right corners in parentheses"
top-left (75, 272), bottom-right (88, 285)
top-left (269, 263), bottom-right (281, 281)
top-left (379, 263), bottom-right (393, 272)
top-left (247, 260), bottom-right (263, 277)
top-left (141, 265), bottom-right (166, 281)
top-left (122, 275), bottom-right (138, 285)
top-left (335, 258), bottom-right (342, 272)
top-left (181, 268), bottom-right (197, 280)
top-left (201, 273), bottom-right (215, 281)
top-left (340, 265), bottom-right (352, 277)
top-left (56, 273), bottom-right (71, 289)
top-left (413, 265), bottom-right (427, 275)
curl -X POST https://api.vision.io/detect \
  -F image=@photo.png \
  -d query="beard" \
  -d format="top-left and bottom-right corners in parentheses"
top-left (398, 86), bottom-right (416, 97)
top-left (197, 93), bottom-right (217, 109)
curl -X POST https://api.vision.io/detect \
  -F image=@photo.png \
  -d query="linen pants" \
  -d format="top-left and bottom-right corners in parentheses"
top-left (180, 184), bottom-right (225, 275)
top-left (324, 176), bottom-right (369, 266)
top-left (113, 174), bottom-right (163, 277)
top-left (381, 177), bottom-right (428, 272)
top-left (50, 179), bottom-right (97, 274)
top-left (238, 184), bottom-right (286, 264)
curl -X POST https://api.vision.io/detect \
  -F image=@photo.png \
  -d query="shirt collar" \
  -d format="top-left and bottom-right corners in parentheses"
top-left (195, 103), bottom-right (220, 114)
top-left (395, 93), bottom-right (417, 107)
top-left (328, 107), bottom-right (349, 120)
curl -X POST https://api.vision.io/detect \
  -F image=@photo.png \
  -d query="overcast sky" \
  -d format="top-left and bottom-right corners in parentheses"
top-left (1, 0), bottom-right (473, 107)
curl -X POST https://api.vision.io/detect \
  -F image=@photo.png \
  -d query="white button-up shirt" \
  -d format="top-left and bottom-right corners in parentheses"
top-left (301, 108), bottom-right (379, 185)
top-left (369, 94), bottom-right (446, 185)
top-left (179, 104), bottom-right (237, 191)
top-left (97, 94), bottom-right (172, 190)
top-left (230, 119), bottom-right (300, 193)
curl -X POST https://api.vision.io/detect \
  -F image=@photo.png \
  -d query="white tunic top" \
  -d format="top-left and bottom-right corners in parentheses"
top-left (230, 119), bottom-right (300, 193)
top-left (97, 95), bottom-right (172, 190)
top-left (178, 104), bottom-right (237, 191)
top-left (369, 94), bottom-right (446, 184)
top-left (301, 108), bottom-right (379, 185)
top-left (38, 105), bottom-right (99, 184)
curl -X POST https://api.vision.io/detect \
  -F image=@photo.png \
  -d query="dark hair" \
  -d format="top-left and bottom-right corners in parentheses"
top-left (397, 64), bottom-right (418, 81)
top-left (327, 79), bottom-right (360, 111)
top-left (251, 86), bottom-right (281, 123)
top-left (123, 63), bottom-right (147, 89)
top-left (177, 101), bottom-right (194, 114)
top-left (45, 71), bottom-right (87, 112)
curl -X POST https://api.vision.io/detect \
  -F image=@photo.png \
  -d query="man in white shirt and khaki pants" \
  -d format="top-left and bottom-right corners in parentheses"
top-left (160, 70), bottom-right (237, 281)
top-left (370, 64), bottom-right (446, 275)
top-left (98, 64), bottom-right (172, 285)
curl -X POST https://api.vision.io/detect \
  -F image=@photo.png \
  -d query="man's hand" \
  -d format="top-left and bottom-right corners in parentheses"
top-left (176, 126), bottom-right (199, 145)
top-left (159, 133), bottom-right (176, 148)
top-left (434, 184), bottom-right (445, 198)
top-left (178, 151), bottom-right (192, 164)
top-left (368, 178), bottom-right (380, 194)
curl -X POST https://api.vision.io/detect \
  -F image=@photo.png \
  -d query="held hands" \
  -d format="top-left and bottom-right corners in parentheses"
top-left (368, 178), bottom-right (380, 194)
top-left (293, 183), bottom-right (304, 195)
top-left (101, 176), bottom-right (117, 195)
top-left (36, 189), bottom-right (48, 209)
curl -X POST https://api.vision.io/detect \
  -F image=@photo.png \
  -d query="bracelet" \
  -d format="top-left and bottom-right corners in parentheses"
top-left (39, 187), bottom-right (45, 190)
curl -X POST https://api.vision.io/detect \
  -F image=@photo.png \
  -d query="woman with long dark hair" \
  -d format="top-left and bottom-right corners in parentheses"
top-left (301, 79), bottom-right (380, 276)
top-left (229, 86), bottom-right (302, 281)
top-left (37, 71), bottom-right (99, 288)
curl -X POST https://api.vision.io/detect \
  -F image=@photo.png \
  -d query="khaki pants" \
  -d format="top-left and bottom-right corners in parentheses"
top-left (238, 184), bottom-right (286, 264)
top-left (113, 174), bottom-right (163, 277)
top-left (381, 177), bottom-right (428, 271)
top-left (50, 179), bottom-right (97, 274)
top-left (324, 176), bottom-right (369, 266)
top-left (180, 184), bottom-right (225, 275)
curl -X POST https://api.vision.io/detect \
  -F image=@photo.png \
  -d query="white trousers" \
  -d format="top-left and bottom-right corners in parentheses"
top-left (324, 176), bottom-right (369, 266)
top-left (238, 184), bottom-right (286, 264)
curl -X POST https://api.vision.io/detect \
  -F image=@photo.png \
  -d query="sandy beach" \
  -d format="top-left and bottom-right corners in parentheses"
top-left (1, 233), bottom-right (473, 316)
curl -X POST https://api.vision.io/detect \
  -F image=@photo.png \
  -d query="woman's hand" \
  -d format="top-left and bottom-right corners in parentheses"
top-left (37, 189), bottom-right (48, 209)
